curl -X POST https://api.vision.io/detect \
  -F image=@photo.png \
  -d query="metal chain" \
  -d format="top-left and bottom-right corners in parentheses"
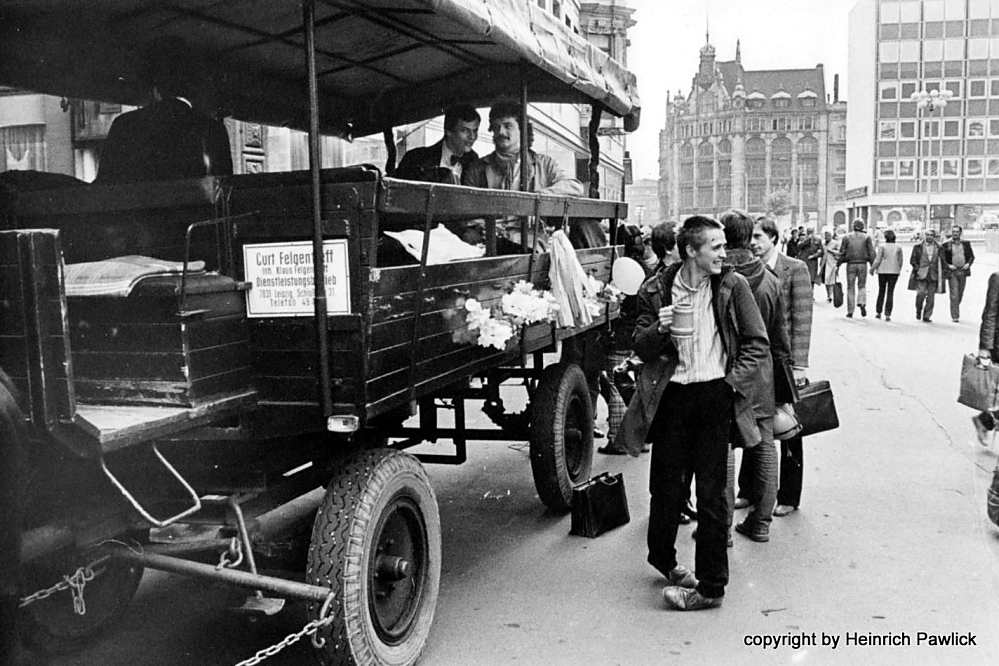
top-left (233, 593), bottom-right (337, 666)
top-left (217, 537), bottom-right (244, 570)
top-left (18, 555), bottom-right (110, 614)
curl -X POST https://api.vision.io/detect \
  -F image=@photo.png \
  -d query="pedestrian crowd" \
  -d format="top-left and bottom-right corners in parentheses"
top-left (591, 209), bottom-right (996, 612)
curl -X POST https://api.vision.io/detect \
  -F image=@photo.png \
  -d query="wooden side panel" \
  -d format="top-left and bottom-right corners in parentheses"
top-left (0, 230), bottom-right (75, 427)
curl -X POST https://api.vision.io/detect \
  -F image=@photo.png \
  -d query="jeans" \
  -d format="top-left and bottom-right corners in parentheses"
top-left (915, 279), bottom-right (936, 319)
top-left (845, 264), bottom-right (868, 314)
top-left (738, 418), bottom-right (776, 528)
top-left (648, 379), bottom-right (731, 598)
top-left (948, 271), bottom-right (968, 321)
top-left (875, 273), bottom-right (899, 317)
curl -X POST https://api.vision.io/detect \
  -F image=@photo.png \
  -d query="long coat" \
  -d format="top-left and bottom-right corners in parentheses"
top-left (907, 242), bottom-right (946, 293)
top-left (616, 261), bottom-right (772, 456)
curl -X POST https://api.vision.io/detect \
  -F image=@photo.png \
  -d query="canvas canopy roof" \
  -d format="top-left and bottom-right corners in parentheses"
top-left (0, 0), bottom-right (640, 138)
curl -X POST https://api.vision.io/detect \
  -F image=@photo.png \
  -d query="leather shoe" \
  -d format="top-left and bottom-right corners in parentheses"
top-left (773, 504), bottom-right (798, 517)
top-left (735, 519), bottom-right (770, 542)
top-left (678, 512), bottom-right (692, 525)
top-left (593, 428), bottom-right (606, 438)
top-left (859, 305), bottom-right (867, 317)
top-left (664, 565), bottom-right (697, 589)
top-left (597, 444), bottom-right (628, 455)
top-left (733, 497), bottom-right (751, 510)
top-left (662, 586), bottom-right (723, 611)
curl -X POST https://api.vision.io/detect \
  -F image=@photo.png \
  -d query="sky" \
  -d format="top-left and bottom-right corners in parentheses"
top-left (626, 0), bottom-right (858, 181)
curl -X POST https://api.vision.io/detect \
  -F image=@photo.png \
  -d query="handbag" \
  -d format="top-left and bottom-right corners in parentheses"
top-left (795, 380), bottom-right (839, 437)
top-left (832, 282), bottom-right (844, 308)
top-left (958, 354), bottom-right (999, 412)
top-left (570, 472), bottom-right (630, 538)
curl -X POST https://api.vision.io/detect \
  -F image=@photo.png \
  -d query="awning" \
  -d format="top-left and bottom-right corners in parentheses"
top-left (0, 0), bottom-right (641, 138)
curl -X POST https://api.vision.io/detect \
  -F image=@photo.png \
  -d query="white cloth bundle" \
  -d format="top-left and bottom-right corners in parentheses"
top-left (547, 230), bottom-right (594, 328)
top-left (384, 224), bottom-right (485, 264)
top-left (65, 256), bottom-right (206, 297)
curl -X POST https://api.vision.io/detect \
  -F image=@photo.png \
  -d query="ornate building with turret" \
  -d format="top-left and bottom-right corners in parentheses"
top-left (659, 38), bottom-right (848, 229)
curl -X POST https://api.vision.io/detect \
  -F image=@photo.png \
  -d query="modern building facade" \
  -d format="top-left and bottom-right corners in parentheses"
top-left (0, 0), bottom-right (633, 205)
top-left (847, 0), bottom-right (999, 230)
top-left (659, 40), bottom-right (848, 230)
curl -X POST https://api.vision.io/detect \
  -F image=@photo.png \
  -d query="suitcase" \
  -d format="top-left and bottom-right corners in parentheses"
top-left (795, 380), bottom-right (839, 438)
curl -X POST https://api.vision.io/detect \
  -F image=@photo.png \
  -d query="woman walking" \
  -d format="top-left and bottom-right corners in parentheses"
top-left (870, 229), bottom-right (904, 321)
top-left (820, 227), bottom-right (841, 302)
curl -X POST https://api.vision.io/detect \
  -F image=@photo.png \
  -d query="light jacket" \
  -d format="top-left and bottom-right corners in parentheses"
top-left (616, 261), bottom-right (772, 456)
top-left (772, 253), bottom-right (813, 368)
top-left (872, 243), bottom-right (904, 275)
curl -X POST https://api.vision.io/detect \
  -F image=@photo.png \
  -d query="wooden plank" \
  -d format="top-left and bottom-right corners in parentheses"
top-left (71, 315), bottom-right (247, 354)
top-left (67, 289), bottom-right (246, 325)
top-left (12, 178), bottom-right (219, 216)
top-left (75, 369), bottom-right (254, 408)
top-left (378, 179), bottom-right (628, 221)
top-left (73, 342), bottom-right (250, 381)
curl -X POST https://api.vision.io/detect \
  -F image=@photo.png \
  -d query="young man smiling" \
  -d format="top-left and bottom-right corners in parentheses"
top-left (630, 215), bottom-right (771, 610)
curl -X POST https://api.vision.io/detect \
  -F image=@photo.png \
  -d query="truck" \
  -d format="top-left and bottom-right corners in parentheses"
top-left (0, 1), bottom-right (641, 665)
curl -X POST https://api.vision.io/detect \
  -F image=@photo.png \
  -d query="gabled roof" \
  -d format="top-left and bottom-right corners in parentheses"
top-left (715, 59), bottom-right (827, 110)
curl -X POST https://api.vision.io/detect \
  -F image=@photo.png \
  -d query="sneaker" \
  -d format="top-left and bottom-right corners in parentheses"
top-left (664, 565), bottom-right (698, 589)
top-left (662, 586), bottom-right (723, 611)
top-left (859, 305), bottom-right (867, 317)
top-left (734, 519), bottom-right (770, 543)
top-left (973, 414), bottom-right (991, 446)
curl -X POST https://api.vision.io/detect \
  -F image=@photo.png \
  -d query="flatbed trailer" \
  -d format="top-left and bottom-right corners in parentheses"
top-left (0, 2), bottom-right (640, 665)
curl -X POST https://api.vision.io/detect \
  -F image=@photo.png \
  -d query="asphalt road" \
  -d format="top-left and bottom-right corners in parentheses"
top-left (48, 243), bottom-right (999, 666)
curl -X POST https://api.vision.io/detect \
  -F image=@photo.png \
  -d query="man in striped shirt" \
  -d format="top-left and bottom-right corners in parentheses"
top-left (632, 216), bottom-right (771, 611)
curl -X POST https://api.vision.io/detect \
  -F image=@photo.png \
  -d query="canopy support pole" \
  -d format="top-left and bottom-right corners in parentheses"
top-left (520, 66), bottom-right (530, 250)
top-left (303, 0), bottom-right (334, 422)
top-left (383, 127), bottom-right (397, 176)
top-left (588, 104), bottom-right (602, 199)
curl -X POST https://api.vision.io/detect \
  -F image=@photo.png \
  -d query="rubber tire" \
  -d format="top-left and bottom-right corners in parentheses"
top-left (529, 362), bottom-right (594, 513)
top-left (306, 449), bottom-right (440, 666)
top-left (19, 553), bottom-right (144, 654)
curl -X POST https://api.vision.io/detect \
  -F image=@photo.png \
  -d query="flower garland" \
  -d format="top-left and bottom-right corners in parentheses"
top-left (457, 278), bottom-right (624, 351)
top-left (460, 280), bottom-right (559, 350)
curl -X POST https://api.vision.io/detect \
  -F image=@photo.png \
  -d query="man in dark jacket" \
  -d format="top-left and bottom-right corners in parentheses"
top-left (836, 218), bottom-right (876, 318)
top-left (632, 215), bottom-right (771, 611)
top-left (908, 228), bottom-right (945, 322)
top-left (973, 271), bottom-right (999, 444)
top-left (396, 104), bottom-right (481, 184)
top-left (720, 209), bottom-right (791, 544)
top-left (96, 39), bottom-right (233, 184)
top-left (942, 225), bottom-right (975, 322)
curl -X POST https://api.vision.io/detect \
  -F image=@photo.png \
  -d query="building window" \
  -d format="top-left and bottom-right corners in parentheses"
top-left (697, 186), bottom-right (713, 208)
top-left (880, 82), bottom-right (899, 100)
top-left (944, 80), bottom-right (961, 97)
top-left (989, 158), bottom-right (999, 177)
top-left (717, 138), bottom-right (732, 154)
top-left (718, 160), bottom-right (731, 180)
top-left (747, 161), bottom-right (767, 179)
top-left (697, 162), bottom-right (714, 180)
top-left (901, 81), bottom-right (918, 98)
top-left (942, 158), bottom-right (960, 177)
top-left (680, 187), bottom-right (694, 208)
top-left (537, 0), bottom-right (545, 8)
top-left (922, 159), bottom-right (940, 177)
top-left (798, 136), bottom-right (818, 155)
top-left (898, 159), bottom-right (916, 178)
top-left (880, 120), bottom-right (898, 140)
top-left (967, 158), bottom-right (984, 176)
top-left (968, 119), bottom-right (987, 136)
top-left (800, 97), bottom-right (816, 108)
top-left (745, 138), bottom-right (766, 155)
top-left (0, 125), bottom-right (47, 172)
top-left (551, 1), bottom-right (560, 18)
top-left (900, 120), bottom-right (917, 138)
top-left (879, 160), bottom-right (896, 178)
top-left (773, 98), bottom-right (790, 108)
top-left (990, 118), bottom-right (999, 136)
top-left (970, 79), bottom-right (988, 97)
top-left (991, 79), bottom-right (999, 96)
top-left (680, 143), bottom-right (694, 158)
top-left (771, 116), bottom-right (789, 131)
top-left (923, 119), bottom-right (941, 137)
top-left (747, 99), bottom-right (765, 110)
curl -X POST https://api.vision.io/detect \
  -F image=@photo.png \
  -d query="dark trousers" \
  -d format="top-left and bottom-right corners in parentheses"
top-left (915, 279), bottom-right (937, 319)
top-left (875, 273), bottom-right (899, 317)
top-left (948, 271), bottom-right (968, 320)
top-left (648, 378), bottom-right (731, 598)
top-left (0, 380), bottom-right (23, 664)
top-left (777, 436), bottom-right (803, 507)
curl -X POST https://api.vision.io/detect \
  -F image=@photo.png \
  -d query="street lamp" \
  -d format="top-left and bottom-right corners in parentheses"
top-left (910, 88), bottom-right (953, 233)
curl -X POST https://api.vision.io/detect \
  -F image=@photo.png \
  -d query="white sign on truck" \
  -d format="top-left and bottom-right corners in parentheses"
top-left (243, 240), bottom-right (351, 317)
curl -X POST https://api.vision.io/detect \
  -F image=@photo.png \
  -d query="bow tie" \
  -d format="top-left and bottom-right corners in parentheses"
top-left (449, 155), bottom-right (461, 166)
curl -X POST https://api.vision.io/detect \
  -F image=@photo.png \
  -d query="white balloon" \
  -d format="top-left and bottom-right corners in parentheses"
top-left (611, 257), bottom-right (646, 296)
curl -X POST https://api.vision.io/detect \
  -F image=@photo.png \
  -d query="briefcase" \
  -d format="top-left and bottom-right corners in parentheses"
top-left (570, 472), bottom-right (630, 538)
top-left (795, 380), bottom-right (839, 437)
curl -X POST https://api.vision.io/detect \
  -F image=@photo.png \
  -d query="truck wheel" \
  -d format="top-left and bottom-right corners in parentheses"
top-left (19, 552), bottom-right (144, 653)
top-left (529, 362), bottom-right (594, 513)
top-left (306, 449), bottom-right (440, 666)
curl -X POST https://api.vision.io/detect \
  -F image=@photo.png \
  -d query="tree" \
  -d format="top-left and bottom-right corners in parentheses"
top-left (764, 188), bottom-right (791, 218)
